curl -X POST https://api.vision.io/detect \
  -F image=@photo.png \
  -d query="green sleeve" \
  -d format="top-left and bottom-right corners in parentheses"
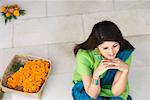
top-left (76, 49), bottom-right (93, 76)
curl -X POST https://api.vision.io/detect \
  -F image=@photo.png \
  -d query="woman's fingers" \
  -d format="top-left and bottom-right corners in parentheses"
top-left (103, 61), bottom-right (119, 67)
top-left (101, 58), bottom-right (123, 70)
top-left (111, 58), bottom-right (121, 63)
top-left (102, 60), bottom-right (119, 65)
top-left (107, 66), bottom-right (119, 69)
top-left (102, 59), bottom-right (112, 62)
top-left (101, 58), bottom-right (129, 72)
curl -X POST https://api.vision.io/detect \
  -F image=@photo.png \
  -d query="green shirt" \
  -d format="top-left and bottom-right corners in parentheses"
top-left (73, 48), bottom-right (132, 100)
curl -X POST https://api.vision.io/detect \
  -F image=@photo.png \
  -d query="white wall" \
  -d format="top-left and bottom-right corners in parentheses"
top-left (0, 0), bottom-right (150, 100)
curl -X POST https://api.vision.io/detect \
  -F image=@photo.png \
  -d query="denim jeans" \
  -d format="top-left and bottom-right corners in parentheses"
top-left (72, 81), bottom-right (132, 100)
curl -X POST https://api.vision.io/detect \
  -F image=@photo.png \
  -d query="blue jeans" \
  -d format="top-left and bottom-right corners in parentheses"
top-left (72, 81), bottom-right (132, 100)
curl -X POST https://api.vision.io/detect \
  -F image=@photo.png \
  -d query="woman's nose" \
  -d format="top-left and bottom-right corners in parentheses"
top-left (108, 49), bottom-right (114, 56)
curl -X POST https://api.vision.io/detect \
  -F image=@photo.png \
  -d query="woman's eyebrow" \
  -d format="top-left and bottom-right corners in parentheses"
top-left (113, 43), bottom-right (118, 45)
top-left (101, 46), bottom-right (109, 48)
top-left (101, 45), bottom-right (108, 47)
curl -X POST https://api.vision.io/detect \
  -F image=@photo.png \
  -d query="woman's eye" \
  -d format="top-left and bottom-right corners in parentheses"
top-left (113, 45), bottom-right (118, 47)
top-left (103, 47), bottom-right (108, 50)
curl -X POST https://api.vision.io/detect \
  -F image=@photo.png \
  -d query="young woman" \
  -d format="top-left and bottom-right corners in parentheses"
top-left (72, 21), bottom-right (134, 100)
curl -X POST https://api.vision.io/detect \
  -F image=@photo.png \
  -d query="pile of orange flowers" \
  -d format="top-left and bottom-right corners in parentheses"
top-left (7, 60), bottom-right (50, 93)
top-left (1, 4), bottom-right (25, 23)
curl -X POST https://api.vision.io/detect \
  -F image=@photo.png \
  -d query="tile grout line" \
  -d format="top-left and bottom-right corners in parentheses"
top-left (9, 40), bottom-right (80, 49)
top-left (124, 34), bottom-right (150, 38)
top-left (1, 33), bottom-right (150, 49)
top-left (15, 7), bottom-right (149, 23)
top-left (112, 1), bottom-right (150, 11)
top-left (9, 7), bottom-right (150, 24)
top-left (81, 15), bottom-right (86, 40)
top-left (1, 1), bottom-right (150, 22)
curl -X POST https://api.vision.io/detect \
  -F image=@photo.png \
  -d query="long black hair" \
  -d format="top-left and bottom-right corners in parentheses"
top-left (74, 20), bottom-right (135, 55)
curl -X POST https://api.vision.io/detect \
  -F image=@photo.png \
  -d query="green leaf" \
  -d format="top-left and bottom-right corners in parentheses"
top-left (8, 16), bottom-right (12, 19)
top-left (10, 62), bottom-right (24, 73)
top-left (20, 10), bottom-right (26, 15)
top-left (8, 16), bottom-right (12, 22)
top-left (5, 19), bottom-right (8, 24)
top-left (12, 15), bottom-right (17, 19)
top-left (1, 12), bottom-right (5, 16)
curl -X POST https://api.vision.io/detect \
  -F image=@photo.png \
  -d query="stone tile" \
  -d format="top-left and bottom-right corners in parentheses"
top-left (47, 1), bottom-right (113, 16)
top-left (126, 35), bottom-right (150, 67)
top-left (134, 8), bottom-right (150, 32)
top-left (48, 43), bottom-right (76, 74)
top-left (82, 9), bottom-right (149, 40)
top-left (12, 93), bottom-right (38, 100)
top-left (41, 73), bottom-right (73, 100)
top-left (114, 1), bottom-right (150, 10)
top-left (14, 15), bottom-right (83, 47)
top-left (0, 22), bottom-right (13, 49)
top-left (129, 66), bottom-right (149, 100)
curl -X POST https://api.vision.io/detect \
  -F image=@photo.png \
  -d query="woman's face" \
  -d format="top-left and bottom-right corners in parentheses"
top-left (98, 41), bottom-right (120, 60)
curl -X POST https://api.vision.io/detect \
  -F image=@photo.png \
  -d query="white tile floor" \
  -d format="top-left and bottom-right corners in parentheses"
top-left (0, 22), bottom-right (13, 48)
top-left (41, 73), bottom-right (73, 100)
top-left (47, 1), bottom-right (114, 17)
top-left (129, 66), bottom-right (149, 100)
top-left (13, 15), bottom-right (84, 47)
top-left (126, 35), bottom-right (150, 67)
top-left (48, 43), bottom-right (76, 74)
top-left (82, 8), bottom-right (150, 40)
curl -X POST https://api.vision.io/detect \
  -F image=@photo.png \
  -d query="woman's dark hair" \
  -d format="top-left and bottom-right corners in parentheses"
top-left (74, 20), bottom-right (135, 55)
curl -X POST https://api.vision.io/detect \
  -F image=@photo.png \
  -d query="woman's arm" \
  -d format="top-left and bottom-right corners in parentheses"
top-left (81, 75), bottom-right (101, 99)
top-left (111, 71), bottom-right (128, 96)
top-left (81, 59), bottom-right (112, 98)
top-left (109, 58), bottom-right (129, 96)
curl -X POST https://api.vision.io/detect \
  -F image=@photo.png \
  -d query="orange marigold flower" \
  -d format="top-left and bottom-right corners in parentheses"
top-left (6, 12), bottom-right (11, 17)
top-left (13, 10), bottom-right (20, 16)
top-left (8, 7), bottom-right (14, 13)
top-left (7, 59), bottom-right (50, 93)
top-left (1, 6), bottom-right (6, 13)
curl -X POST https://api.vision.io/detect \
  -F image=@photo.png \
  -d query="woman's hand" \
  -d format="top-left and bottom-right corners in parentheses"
top-left (93, 59), bottom-right (110, 79)
top-left (106, 58), bottom-right (129, 72)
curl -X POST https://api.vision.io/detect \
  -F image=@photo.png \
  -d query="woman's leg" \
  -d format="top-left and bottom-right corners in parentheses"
top-left (96, 96), bottom-right (110, 100)
top-left (109, 96), bottom-right (123, 100)
top-left (72, 81), bottom-right (107, 100)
